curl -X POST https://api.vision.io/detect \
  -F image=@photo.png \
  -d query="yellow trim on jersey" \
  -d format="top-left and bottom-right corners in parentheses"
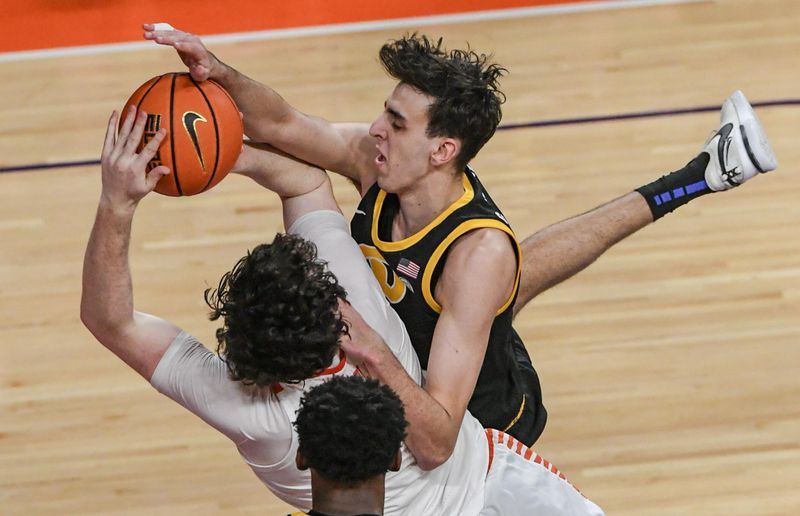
top-left (421, 218), bottom-right (522, 315)
top-left (371, 173), bottom-right (474, 252)
top-left (502, 394), bottom-right (526, 432)
top-left (359, 244), bottom-right (408, 303)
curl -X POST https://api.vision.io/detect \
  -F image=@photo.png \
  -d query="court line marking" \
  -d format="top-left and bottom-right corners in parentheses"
top-left (497, 99), bottom-right (800, 130)
top-left (2, 99), bottom-right (796, 175)
top-left (0, 0), bottom-right (701, 63)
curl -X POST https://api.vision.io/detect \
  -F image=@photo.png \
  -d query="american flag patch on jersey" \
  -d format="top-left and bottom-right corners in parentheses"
top-left (396, 258), bottom-right (420, 279)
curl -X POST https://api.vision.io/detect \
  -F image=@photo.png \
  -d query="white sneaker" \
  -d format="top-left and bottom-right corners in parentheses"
top-left (703, 90), bottom-right (778, 191)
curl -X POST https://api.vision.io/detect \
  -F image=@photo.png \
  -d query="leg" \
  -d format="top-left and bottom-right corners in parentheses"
top-left (513, 191), bottom-right (651, 318)
top-left (513, 90), bottom-right (778, 317)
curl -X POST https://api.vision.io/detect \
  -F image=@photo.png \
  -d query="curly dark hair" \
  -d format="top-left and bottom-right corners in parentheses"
top-left (295, 376), bottom-right (408, 485)
top-left (379, 33), bottom-right (507, 171)
top-left (204, 233), bottom-right (347, 386)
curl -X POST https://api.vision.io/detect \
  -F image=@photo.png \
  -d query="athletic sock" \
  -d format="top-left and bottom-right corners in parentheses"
top-left (635, 153), bottom-right (711, 220)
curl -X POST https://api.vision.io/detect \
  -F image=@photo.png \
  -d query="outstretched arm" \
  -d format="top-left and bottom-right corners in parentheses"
top-left (80, 107), bottom-right (181, 380)
top-left (512, 192), bottom-right (653, 318)
top-left (143, 24), bottom-right (377, 192)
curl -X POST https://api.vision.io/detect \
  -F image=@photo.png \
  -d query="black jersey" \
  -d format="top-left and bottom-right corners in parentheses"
top-left (350, 167), bottom-right (532, 432)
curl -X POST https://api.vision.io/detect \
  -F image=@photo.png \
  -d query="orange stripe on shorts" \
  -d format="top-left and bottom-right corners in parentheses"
top-left (485, 429), bottom-right (495, 473)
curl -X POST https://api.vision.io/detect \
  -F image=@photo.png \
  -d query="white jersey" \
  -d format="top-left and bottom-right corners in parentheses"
top-left (151, 210), bottom-right (488, 515)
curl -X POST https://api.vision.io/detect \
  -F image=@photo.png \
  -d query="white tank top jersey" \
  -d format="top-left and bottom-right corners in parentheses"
top-left (150, 210), bottom-right (488, 515)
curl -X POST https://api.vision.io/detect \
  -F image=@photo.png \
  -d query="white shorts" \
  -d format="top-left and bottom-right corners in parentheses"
top-left (480, 429), bottom-right (605, 516)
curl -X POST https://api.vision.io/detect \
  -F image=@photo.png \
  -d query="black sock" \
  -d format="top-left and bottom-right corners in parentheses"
top-left (635, 153), bottom-right (711, 220)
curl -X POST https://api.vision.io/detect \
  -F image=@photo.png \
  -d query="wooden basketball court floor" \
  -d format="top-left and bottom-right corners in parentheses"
top-left (1, 0), bottom-right (798, 513)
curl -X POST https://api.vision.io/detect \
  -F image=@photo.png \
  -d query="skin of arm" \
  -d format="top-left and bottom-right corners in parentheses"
top-left (341, 228), bottom-right (517, 469)
top-left (231, 141), bottom-right (340, 229)
top-left (143, 24), bottom-right (377, 192)
top-left (80, 107), bottom-right (181, 380)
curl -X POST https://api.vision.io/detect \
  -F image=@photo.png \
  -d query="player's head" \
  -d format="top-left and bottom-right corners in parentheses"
top-left (294, 376), bottom-right (407, 485)
top-left (205, 233), bottom-right (347, 386)
top-left (369, 34), bottom-right (506, 189)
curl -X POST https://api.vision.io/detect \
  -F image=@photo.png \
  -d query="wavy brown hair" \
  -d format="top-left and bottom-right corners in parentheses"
top-left (205, 234), bottom-right (347, 386)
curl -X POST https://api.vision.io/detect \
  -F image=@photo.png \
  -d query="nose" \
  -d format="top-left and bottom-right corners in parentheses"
top-left (369, 113), bottom-right (388, 140)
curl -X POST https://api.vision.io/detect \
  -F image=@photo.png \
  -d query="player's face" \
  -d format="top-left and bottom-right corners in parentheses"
top-left (368, 83), bottom-right (440, 193)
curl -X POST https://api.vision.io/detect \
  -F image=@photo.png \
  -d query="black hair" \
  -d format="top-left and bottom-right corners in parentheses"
top-left (205, 233), bottom-right (347, 386)
top-left (379, 34), bottom-right (507, 170)
top-left (294, 376), bottom-right (408, 485)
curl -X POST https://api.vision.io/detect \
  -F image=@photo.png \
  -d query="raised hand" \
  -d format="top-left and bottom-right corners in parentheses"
top-left (142, 23), bottom-right (218, 82)
top-left (100, 106), bottom-right (169, 208)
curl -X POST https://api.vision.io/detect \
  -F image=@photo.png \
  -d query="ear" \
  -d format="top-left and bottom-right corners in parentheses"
top-left (430, 137), bottom-right (460, 167)
top-left (389, 449), bottom-right (402, 472)
top-left (296, 449), bottom-right (309, 471)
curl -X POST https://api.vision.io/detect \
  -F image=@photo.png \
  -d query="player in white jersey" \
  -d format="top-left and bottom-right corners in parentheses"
top-left (81, 106), bottom-right (602, 515)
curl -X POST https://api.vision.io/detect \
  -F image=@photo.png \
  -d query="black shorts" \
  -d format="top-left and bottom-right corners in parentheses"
top-left (504, 330), bottom-right (547, 446)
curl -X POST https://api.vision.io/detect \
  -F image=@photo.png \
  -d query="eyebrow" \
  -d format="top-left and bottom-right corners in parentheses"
top-left (384, 101), bottom-right (406, 122)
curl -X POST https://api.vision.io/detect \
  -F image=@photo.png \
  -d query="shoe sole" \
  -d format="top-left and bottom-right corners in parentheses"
top-left (728, 90), bottom-right (778, 172)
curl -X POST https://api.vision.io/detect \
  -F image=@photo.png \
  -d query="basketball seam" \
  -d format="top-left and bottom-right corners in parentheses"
top-left (135, 74), bottom-right (164, 112)
top-left (189, 76), bottom-right (220, 193)
top-left (169, 73), bottom-right (184, 196)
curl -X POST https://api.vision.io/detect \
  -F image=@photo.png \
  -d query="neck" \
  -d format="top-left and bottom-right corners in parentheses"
top-left (393, 167), bottom-right (464, 239)
top-left (310, 470), bottom-right (385, 516)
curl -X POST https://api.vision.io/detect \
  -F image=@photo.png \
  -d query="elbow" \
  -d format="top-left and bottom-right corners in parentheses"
top-left (79, 298), bottom-right (96, 333)
top-left (80, 305), bottom-right (106, 340)
top-left (414, 442), bottom-right (456, 471)
top-left (79, 296), bottom-right (116, 340)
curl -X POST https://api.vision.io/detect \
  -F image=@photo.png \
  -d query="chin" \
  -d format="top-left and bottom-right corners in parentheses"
top-left (375, 175), bottom-right (393, 192)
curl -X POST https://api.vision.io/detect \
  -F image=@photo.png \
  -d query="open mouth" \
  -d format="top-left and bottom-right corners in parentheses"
top-left (375, 147), bottom-right (387, 166)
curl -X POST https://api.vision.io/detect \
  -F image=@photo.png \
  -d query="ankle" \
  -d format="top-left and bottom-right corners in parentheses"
top-left (635, 153), bottom-right (711, 220)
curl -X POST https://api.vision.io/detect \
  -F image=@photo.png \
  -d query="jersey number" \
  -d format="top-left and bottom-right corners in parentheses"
top-left (359, 244), bottom-right (408, 304)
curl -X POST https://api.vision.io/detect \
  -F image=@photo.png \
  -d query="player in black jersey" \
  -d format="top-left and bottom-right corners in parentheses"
top-left (147, 25), bottom-right (778, 467)
top-left (349, 165), bottom-right (541, 439)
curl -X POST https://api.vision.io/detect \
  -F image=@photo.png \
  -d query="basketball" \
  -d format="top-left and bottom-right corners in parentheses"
top-left (122, 73), bottom-right (243, 196)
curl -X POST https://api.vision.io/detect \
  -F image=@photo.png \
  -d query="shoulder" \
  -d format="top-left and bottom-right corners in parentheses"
top-left (150, 331), bottom-right (226, 390)
top-left (446, 227), bottom-right (517, 271)
top-left (436, 227), bottom-right (517, 308)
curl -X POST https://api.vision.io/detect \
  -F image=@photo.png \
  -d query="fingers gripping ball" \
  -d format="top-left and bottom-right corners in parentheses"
top-left (122, 73), bottom-right (243, 196)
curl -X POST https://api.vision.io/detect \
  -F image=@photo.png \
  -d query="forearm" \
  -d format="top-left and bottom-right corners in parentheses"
top-left (363, 348), bottom-right (459, 470)
top-left (233, 142), bottom-right (327, 199)
top-left (212, 60), bottom-right (295, 143)
top-left (80, 201), bottom-right (137, 336)
top-left (513, 191), bottom-right (653, 317)
top-left (212, 60), bottom-right (371, 184)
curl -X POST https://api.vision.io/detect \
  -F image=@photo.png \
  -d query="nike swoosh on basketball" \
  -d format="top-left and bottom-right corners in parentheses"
top-left (182, 111), bottom-right (208, 170)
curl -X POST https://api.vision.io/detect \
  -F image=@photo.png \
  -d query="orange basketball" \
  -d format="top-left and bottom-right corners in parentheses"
top-left (122, 73), bottom-right (243, 196)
